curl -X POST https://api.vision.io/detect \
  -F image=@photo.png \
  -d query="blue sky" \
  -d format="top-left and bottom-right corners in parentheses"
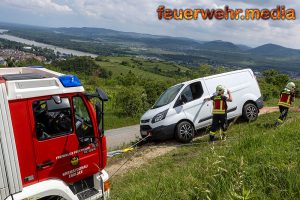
top-left (0, 0), bottom-right (299, 48)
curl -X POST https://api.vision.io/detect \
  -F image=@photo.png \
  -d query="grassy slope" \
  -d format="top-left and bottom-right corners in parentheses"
top-left (96, 56), bottom-right (190, 79)
top-left (110, 112), bottom-right (300, 200)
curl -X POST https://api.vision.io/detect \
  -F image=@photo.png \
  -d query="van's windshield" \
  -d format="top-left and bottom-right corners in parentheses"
top-left (152, 84), bottom-right (183, 109)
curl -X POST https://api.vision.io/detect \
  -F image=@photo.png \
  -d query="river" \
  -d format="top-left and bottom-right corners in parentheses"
top-left (0, 30), bottom-right (98, 58)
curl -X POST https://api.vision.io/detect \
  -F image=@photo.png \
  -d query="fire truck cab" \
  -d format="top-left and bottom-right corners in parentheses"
top-left (0, 67), bottom-right (109, 200)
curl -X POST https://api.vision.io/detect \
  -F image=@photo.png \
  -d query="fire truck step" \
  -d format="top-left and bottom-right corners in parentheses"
top-left (76, 188), bottom-right (99, 200)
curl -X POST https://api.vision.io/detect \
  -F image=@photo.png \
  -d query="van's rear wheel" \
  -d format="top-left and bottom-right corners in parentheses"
top-left (243, 103), bottom-right (258, 121)
top-left (175, 121), bottom-right (194, 143)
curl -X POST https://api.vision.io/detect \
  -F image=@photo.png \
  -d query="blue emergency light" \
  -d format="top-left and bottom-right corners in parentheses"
top-left (58, 75), bottom-right (82, 87)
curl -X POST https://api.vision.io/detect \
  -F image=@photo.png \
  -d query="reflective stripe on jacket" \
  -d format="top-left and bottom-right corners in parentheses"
top-left (212, 96), bottom-right (226, 114)
top-left (278, 91), bottom-right (293, 108)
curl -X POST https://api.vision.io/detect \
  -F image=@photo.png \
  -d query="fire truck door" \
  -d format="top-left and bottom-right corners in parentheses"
top-left (31, 95), bottom-right (100, 184)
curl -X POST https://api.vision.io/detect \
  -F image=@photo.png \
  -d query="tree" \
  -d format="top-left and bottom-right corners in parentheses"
top-left (198, 64), bottom-right (213, 77)
top-left (53, 56), bottom-right (111, 78)
top-left (142, 80), bottom-right (169, 106)
top-left (215, 66), bottom-right (226, 74)
top-left (5, 57), bottom-right (16, 67)
top-left (259, 70), bottom-right (290, 101)
top-left (116, 70), bottom-right (139, 86)
top-left (262, 69), bottom-right (289, 89)
top-left (115, 86), bottom-right (148, 117)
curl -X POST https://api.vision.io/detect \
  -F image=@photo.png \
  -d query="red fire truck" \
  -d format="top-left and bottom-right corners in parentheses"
top-left (0, 66), bottom-right (109, 200)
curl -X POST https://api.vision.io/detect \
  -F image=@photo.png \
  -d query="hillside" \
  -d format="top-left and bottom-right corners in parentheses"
top-left (202, 40), bottom-right (242, 52)
top-left (110, 112), bottom-right (300, 199)
top-left (248, 43), bottom-right (300, 56)
top-left (96, 56), bottom-right (191, 79)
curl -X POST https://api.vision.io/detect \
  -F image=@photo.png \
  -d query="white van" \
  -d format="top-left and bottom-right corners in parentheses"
top-left (140, 69), bottom-right (263, 143)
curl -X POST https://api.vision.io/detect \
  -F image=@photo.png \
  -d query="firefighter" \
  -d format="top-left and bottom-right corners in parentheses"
top-left (204, 85), bottom-right (232, 141)
top-left (276, 82), bottom-right (296, 126)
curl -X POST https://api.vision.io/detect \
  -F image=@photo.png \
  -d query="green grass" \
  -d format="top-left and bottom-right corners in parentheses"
top-left (96, 56), bottom-right (190, 80)
top-left (110, 112), bottom-right (300, 199)
top-left (105, 112), bottom-right (139, 130)
top-left (96, 57), bottom-right (174, 80)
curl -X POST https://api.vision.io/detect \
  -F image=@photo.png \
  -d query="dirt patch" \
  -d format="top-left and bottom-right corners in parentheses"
top-left (106, 144), bottom-right (177, 177)
top-left (259, 106), bottom-right (299, 115)
top-left (259, 107), bottom-right (278, 115)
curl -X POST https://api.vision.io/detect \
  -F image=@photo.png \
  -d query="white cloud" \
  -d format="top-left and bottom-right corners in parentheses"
top-left (2, 0), bottom-right (72, 13)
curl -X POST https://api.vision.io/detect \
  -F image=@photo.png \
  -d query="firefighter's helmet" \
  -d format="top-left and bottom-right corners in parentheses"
top-left (286, 82), bottom-right (296, 91)
top-left (216, 85), bottom-right (225, 94)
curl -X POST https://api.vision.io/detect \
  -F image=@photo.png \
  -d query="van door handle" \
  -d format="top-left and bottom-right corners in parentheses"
top-left (37, 160), bottom-right (53, 169)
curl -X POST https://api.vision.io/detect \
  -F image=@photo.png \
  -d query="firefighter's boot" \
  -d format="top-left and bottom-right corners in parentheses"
top-left (275, 118), bottom-right (283, 127)
top-left (209, 132), bottom-right (216, 141)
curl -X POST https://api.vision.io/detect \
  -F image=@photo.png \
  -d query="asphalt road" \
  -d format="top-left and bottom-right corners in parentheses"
top-left (105, 124), bottom-right (141, 150)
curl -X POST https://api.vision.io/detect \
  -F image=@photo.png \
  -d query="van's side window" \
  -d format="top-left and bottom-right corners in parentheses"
top-left (33, 98), bottom-right (72, 140)
top-left (72, 96), bottom-right (94, 141)
top-left (181, 82), bottom-right (204, 103)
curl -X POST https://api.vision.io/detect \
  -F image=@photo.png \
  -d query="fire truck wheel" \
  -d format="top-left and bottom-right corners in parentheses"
top-left (175, 121), bottom-right (194, 143)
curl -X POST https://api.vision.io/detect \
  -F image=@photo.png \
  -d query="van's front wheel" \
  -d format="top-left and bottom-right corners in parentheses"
top-left (175, 121), bottom-right (194, 143)
top-left (243, 103), bottom-right (258, 121)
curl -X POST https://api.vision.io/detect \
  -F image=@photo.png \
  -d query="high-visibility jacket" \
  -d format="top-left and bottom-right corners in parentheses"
top-left (212, 95), bottom-right (227, 114)
top-left (278, 91), bottom-right (294, 108)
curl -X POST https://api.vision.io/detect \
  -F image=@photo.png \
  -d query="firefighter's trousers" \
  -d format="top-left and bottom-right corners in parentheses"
top-left (277, 105), bottom-right (289, 124)
top-left (210, 114), bottom-right (228, 138)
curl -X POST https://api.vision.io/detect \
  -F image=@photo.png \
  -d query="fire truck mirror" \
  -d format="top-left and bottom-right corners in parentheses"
top-left (95, 102), bottom-right (101, 125)
top-left (47, 97), bottom-right (71, 111)
top-left (96, 88), bottom-right (108, 101)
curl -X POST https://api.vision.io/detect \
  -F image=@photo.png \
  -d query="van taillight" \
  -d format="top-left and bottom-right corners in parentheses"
top-left (100, 136), bottom-right (107, 169)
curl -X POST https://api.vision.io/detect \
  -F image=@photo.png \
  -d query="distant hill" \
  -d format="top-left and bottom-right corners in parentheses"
top-left (1, 22), bottom-right (300, 74)
top-left (201, 40), bottom-right (241, 52)
top-left (248, 43), bottom-right (300, 56)
top-left (237, 44), bottom-right (252, 51)
top-left (55, 27), bottom-right (203, 50)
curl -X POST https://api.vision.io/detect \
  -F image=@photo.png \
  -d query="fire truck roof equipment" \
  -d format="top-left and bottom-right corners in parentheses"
top-left (0, 67), bottom-right (84, 100)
